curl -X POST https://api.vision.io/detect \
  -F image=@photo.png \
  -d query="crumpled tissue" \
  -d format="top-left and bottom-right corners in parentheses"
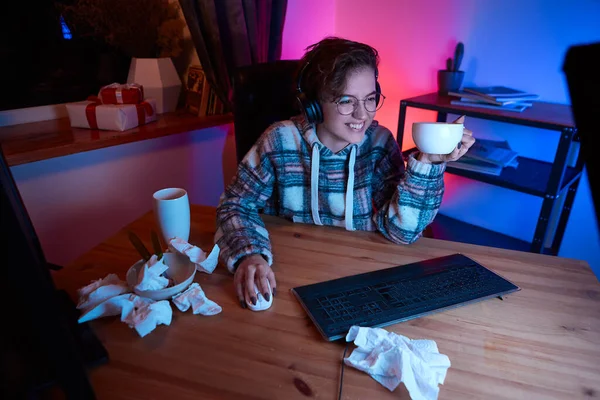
top-left (135, 254), bottom-right (170, 291)
top-left (172, 282), bottom-right (222, 315)
top-left (77, 273), bottom-right (129, 312)
top-left (344, 325), bottom-right (451, 400)
top-left (123, 297), bottom-right (173, 337)
top-left (168, 237), bottom-right (220, 273)
top-left (78, 292), bottom-right (172, 337)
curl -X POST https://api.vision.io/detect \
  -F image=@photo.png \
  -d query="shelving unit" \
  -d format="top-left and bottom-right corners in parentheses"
top-left (0, 111), bottom-right (234, 166)
top-left (397, 93), bottom-right (582, 255)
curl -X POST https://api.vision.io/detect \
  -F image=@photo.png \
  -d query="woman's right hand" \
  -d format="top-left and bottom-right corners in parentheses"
top-left (234, 254), bottom-right (277, 308)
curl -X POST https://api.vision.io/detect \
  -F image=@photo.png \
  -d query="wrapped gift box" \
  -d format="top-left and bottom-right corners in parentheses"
top-left (99, 83), bottom-right (144, 105)
top-left (66, 98), bottom-right (157, 131)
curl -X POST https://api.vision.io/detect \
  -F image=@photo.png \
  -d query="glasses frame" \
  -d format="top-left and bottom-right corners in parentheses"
top-left (332, 93), bottom-right (386, 115)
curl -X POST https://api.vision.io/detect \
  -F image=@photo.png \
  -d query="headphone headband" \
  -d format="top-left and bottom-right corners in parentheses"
top-left (296, 58), bottom-right (381, 125)
top-left (297, 61), bottom-right (379, 95)
top-left (297, 60), bottom-right (310, 94)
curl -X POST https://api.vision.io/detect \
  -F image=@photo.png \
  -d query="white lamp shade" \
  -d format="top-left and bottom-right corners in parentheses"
top-left (127, 58), bottom-right (182, 114)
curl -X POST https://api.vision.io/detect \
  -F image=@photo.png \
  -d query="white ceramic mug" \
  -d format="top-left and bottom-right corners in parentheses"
top-left (412, 122), bottom-right (464, 154)
top-left (152, 188), bottom-right (190, 244)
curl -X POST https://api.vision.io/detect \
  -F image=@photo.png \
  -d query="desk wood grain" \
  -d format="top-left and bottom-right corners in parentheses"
top-left (53, 205), bottom-right (600, 400)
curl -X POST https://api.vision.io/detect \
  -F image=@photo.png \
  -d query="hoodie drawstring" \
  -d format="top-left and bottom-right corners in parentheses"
top-left (310, 143), bottom-right (357, 231)
top-left (345, 145), bottom-right (356, 231)
top-left (311, 143), bottom-right (323, 225)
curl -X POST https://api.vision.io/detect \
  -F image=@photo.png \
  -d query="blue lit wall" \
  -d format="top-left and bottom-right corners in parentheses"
top-left (331, 0), bottom-right (600, 275)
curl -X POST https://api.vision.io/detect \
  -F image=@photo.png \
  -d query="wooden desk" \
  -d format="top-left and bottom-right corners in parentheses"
top-left (53, 205), bottom-right (600, 399)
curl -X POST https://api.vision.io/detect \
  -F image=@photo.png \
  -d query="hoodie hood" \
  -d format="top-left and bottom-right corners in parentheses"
top-left (292, 115), bottom-right (380, 231)
top-left (292, 114), bottom-right (379, 158)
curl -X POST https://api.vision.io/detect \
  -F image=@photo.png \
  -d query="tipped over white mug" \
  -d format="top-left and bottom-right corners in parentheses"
top-left (412, 122), bottom-right (464, 154)
top-left (153, 188), bottom-right (190, 244)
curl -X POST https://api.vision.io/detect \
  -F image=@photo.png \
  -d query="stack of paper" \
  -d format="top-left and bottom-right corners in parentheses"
top-left (448, 138), bottom-right (519, 176)
top-left (448, 86), bottom-right (539, 112)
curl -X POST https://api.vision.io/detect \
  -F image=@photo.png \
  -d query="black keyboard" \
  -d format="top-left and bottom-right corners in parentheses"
top-left (292, 253), bottom-right (520, 341)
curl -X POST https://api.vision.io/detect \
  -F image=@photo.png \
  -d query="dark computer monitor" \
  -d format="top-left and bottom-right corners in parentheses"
top-left (0, 147), bottom-right (107, 399)
top-left (563, 42), bottom-right (600, 230)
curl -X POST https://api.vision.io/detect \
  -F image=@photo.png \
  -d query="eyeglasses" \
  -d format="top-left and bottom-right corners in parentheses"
top-left (333, 93), bottom-right (386, 115)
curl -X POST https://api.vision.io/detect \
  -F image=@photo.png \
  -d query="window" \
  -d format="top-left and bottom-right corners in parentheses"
top-left (0, 2), bottom-right (130, 111)
top-left (60, 16), bottom-right (73, 40)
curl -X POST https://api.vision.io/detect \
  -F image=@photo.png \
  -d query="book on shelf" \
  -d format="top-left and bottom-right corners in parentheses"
top-left (466, 138), bottom-right (519, 167)
top-left (447, 90), bottom-right (524, 106)
top-left (448, 85), bottom-right (537, 112)
top-left (184, 65), bottom-right (227, 117)
top-left (450, 99), bottom-right (531, 112)
top-left (185, 65), bottom-right (214, 117)
top-left (447, 138), bottom-right (519, 176)
top-left (447, 157), bottom-right (504, 176)
top-left (204, 87), bottom-right (226, 116)
top-left (184, 65), bottom-right (206, 116)
top-left (463, 86), bottom-right (539, 102)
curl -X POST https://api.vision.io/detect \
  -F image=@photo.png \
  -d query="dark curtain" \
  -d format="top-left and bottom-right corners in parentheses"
top-left (179, 0), bottom-right (288, 110)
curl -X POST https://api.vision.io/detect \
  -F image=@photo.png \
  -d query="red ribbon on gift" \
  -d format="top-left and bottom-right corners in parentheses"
top-left (99, 83), bottom-right (144, 105)
top-left (134, 101), bottom-right (154, 125)
top-left (84, 96), bottom-right (154, 129)
top-left (85, 96), bottom-right (102, 129)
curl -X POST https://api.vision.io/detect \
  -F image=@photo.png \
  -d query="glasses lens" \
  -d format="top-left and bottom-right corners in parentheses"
top-left (364, 95), bottom-right (378, 112)
top-left (335, 94), bottom-right (385, 114)
top-left (337, 97), bottom-right (357, 115)
top-left (365, 94), bottom-right (385, 112)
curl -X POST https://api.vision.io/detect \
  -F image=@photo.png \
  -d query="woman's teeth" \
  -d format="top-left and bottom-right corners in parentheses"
top-left (348, 122), bottom-right (364, 130)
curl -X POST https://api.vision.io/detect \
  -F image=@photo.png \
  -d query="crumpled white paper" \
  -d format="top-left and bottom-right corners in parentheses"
top-left (168, 237), bottom-right (219, 273)
top-left (344, 326), bottom-right (451, 400)
top-left (78, 292), bottom-right (172, 337)
top-left (171, 282), bottom-right (222, 315)
top-left (122, 298), bottom-right (173, 337)
top-left (76, 273), bottom-right (129, 312)
top-left (78, 293), bottom-right (145, 323)
top-left (134, 254), bottom-right (170, 291)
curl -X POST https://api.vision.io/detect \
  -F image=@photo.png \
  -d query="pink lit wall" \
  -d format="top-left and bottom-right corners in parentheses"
top-left (281, 0), bottom-right (600, 275)
top-left (280, 0), bottom-right (336, 60)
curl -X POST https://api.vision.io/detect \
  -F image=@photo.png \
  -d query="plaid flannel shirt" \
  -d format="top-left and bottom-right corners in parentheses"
top-left (216, 115), bottom-right (446, 271)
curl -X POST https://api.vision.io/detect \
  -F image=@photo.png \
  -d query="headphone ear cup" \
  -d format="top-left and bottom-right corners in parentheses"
top-left (309, 100), bottom-right (323, 124)
top-left (297, 92), bottom-right (323, 125)
top-left (297, 92), bottom-right (313, 123)
top-left (375, 81), bottom-right (382, 106)
top-left (296, 59), bottom-right (325, 125)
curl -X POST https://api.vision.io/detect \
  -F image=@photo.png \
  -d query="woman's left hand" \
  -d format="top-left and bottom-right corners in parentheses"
top-left (418, 115), bottom-right (476, 164)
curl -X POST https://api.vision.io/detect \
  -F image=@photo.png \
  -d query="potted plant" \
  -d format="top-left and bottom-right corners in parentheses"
top-left (58, 0), bottom-right (186, 113)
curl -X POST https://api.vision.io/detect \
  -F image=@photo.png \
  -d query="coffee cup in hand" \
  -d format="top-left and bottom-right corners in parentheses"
top-left (412, 122), bottom-right (463, 154)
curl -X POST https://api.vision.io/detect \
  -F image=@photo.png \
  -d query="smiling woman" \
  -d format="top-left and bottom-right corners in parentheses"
top-left (215, 36), bottom-right (474, 313)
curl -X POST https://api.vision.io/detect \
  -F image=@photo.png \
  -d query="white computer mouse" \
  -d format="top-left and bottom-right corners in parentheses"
top-left (244, 281), bottom-right (273, 311)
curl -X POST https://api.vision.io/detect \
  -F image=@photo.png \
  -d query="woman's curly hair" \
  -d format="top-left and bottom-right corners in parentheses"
top-left (297, 36), bottom-right (380, 102)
